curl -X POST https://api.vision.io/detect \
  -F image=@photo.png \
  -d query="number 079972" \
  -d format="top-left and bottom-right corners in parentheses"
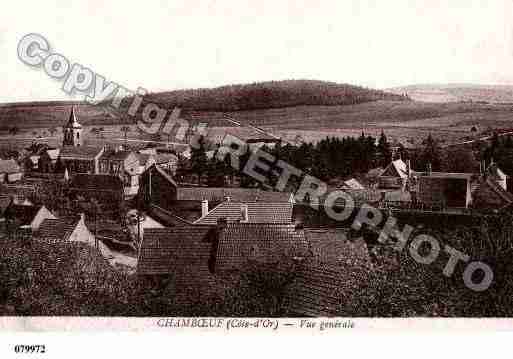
top-left (13, 345), bottom-right (46, 354)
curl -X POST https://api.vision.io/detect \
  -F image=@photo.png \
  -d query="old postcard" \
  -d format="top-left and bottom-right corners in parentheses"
top-left (1, 0), bottom-right (513, 352)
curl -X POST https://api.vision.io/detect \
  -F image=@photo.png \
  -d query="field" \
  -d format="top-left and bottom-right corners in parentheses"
top-left (1, 99), bottom-right (513, 150)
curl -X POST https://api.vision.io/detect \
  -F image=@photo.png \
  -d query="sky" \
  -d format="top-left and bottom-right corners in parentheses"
top-left (1, 0), bottom-right (513, 102)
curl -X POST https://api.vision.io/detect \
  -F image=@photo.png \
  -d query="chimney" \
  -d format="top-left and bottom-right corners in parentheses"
top-left (427, 163), bottom-right (432, 176)
top-left (240, 204), bottom-right (249, 222)
top-left (201, 199), bottom-right (209, 217)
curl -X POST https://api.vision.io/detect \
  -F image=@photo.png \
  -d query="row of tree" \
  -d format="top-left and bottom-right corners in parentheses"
top-left (180, 132), bottom-right (486, 190)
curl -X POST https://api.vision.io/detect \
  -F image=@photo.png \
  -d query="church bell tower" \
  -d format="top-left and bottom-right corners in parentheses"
top-left (62, 106), bottom-right (83, 147)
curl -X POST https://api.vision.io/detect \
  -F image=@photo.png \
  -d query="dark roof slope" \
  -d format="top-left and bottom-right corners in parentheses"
top-left (177, 187), bottom-right (291, 202)
top-left (137, 226), bottom-right (215, 275)
top-left (282, 262), bottom-right (347, 317)
top-left (60, 146), bottom-right (103, 160)
top-left (216, 223), bottom-right (309, 272)
top-left (195, 202), bottom-right (293, 225)
top-left (69, 174), bottom-right (123, 192)
top-left (283, 230), bottom-right (372, 317)
top-left (100, 150), bottom-right (135, 161)
top-left (38, 217), bottom-right (79, 244)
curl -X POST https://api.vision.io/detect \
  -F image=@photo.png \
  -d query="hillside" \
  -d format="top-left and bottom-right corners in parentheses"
top-left (136, 79), bottom-right (408, 112)
top-left (0, 80), bottom-right (406, 130)
top-left (389, 84), bottom-right (513, 104)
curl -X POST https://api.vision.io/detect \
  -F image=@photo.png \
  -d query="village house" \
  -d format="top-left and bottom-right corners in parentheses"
top-left (137, 220), bottom-right (308, 277)
top-left (378, 159), bottom-right (409, 190)
top-left (56, 107), bottom-right (105, 174)
top-left (99, 149), bottom-right (140, 196)
top-left (58, 146), bottom-right (105, 174)
top-left (377, 158), bottom-right (510, 211)
top-left (0, 159), bottom-right (23, 183)
top-left (139, 164), bottom-right (293, 222)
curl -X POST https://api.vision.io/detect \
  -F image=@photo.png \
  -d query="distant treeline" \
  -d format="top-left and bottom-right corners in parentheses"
top-left (120, 80), bottom-right (409, 113)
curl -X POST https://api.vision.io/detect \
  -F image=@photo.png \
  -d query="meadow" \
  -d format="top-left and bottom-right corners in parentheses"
top-left (1, 99), bottom-right (513, 150)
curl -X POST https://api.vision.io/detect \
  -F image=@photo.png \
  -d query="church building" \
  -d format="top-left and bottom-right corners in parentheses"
top-left (57, 107), bottom-right (104, 174)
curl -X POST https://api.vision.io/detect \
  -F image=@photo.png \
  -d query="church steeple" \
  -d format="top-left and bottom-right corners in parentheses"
top-left (63, 106), bottom-right (83, 147)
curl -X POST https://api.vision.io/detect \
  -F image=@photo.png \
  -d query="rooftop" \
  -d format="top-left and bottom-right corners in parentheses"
top-left (60, 146), bottom-right (103, 160)
top-left (37, 217), bottom-right (80, 244)
top-left (216, 223), bottom-right (309, 272)
top-left (177, 187), bottom-right (292, 203)
top-left (194, 202), bottom-right (293, 225)
top-left (137, 225), bottom-right (215, 275)
top-left (69, 174), bottom-right (123, 192)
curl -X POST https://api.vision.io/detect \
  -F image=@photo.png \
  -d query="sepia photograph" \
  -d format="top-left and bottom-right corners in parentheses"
top-left (1, 1), bottom-right (513, 351)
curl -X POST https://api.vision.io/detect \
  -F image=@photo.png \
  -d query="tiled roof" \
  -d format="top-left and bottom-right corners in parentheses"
top-left (216, 223), bottom-right (309, 271)
top-left (137, 226), bottom-right (216, 275)
top-left (176, 187), bottom-right (292, 202)
top-left (283, 229), bottom-right (373, 316)
top-left (38, 217), bottom-right (78, 244)
top-left (69, 174), bottom-right (123, 192)
top-left (381, 159), bottom-right (408, 178)
top-left (195, 202), bottom-right (293, 225)
top-left (60, 146), bottom-right (103, 160)
top-left (0, 159), bottom-right (21, 174)
top-left (155, 153), bottom-right (178, 164)
top-left (415, 172), bottom-right (476, 180)
top-left (147, 204), bottom-right (194, 227)
top-left (100, 150), bottom-right (134, 161)
top-left (282, 262), bottom-right (347, 317)
top-left (283, 260), bottom-right (374, 317)
top-left (305, 229), bottom-right (370, 266)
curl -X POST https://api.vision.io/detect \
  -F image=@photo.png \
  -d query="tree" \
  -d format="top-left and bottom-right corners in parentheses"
top-left (442, 148), bottom-right (478, 173)
top-left (377, 131), bottom-right (392, 167)
top-left (190, 136), bottom-right (208, 184)
top-left (418, 134), bottom-right (442, 171)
